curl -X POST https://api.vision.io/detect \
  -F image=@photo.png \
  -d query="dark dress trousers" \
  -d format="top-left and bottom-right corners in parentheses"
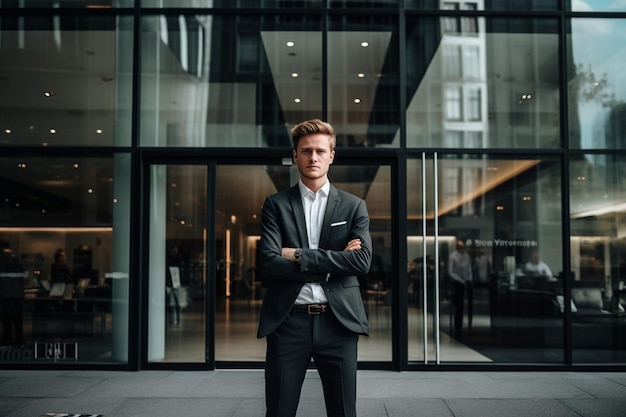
top-left (258, 184), bottom-right (372, 417)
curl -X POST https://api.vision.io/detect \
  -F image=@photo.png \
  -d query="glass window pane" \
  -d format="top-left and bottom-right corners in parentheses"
top-left (408, 155), bottom-right (564, 363)
top-left (140, 14), bottom-right (322, 147)
top-left (0, 0), bottom-right (133, 7)
top-left (328, 15), bottom-right (400, 148)
top-left (329, 0), bottom-right (397, 8)
top-left (0, 155), bottom-right (130, 364)
top-left (141, 0), bottom-right (322, 8)
top-left (568, 18), bottom-right (626, 149)
top-left (406, 1), bottom-right (558, 11)
top-left (570, 1), bottom-right (626, 11)
top-left (406, 17), bottom-right (559, 149)
top-left (147, 165), bottom-right (207, 363)
top-left (0, 15), bottom-right (133, 147)
top-left (570, 155), bottom-right (626, 363)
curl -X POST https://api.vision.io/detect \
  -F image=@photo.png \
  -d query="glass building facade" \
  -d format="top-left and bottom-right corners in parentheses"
top-left (1, 1), bottom-right (625, 370)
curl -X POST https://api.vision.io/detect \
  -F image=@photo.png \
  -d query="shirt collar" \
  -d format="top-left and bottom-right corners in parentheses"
top-left (298, 180), bottom-right (330, 198)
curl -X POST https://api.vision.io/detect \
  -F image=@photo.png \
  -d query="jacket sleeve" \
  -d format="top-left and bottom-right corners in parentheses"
top-left (259, 195), bottom-right (325, 283)
top-left (259, 195), bottom-right (372, 283)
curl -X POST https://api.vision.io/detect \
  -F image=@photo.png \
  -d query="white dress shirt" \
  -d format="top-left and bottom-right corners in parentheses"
top-left (294, 180), bottom-right (330, 305)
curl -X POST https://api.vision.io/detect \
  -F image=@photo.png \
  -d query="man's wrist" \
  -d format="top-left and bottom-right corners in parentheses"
top-left (294, 248), bottom-right (302, 263)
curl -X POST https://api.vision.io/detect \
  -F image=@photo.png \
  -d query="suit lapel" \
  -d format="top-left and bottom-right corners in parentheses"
top-left (289, 185), bottom-right (309, 248)
top-left (319, 185), bottom-right (340, 247)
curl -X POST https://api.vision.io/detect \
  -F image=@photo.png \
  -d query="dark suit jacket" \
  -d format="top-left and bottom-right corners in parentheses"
top-left (257, 184), bottom-right (372, 338)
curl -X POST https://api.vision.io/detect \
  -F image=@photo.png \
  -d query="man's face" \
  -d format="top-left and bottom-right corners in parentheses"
top-left (293, 133), bottom-right (335, 183)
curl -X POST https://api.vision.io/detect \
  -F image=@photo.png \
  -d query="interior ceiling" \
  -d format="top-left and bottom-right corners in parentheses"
top-left (261, 30), bottom-right (391, 137)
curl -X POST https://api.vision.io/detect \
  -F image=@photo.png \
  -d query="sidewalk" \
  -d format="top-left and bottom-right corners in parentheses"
top-left (1, 369), bottom-right (626, 417)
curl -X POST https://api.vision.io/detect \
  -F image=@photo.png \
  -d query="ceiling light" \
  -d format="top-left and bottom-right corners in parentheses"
top-left (44, 91), bottom-right (55, 97)
top-left (96, 129), bottom-right (103, 134)
top-left (286, 41), bottom-right (294, 47)
top-left (73, 163), bottom-right (79, 169)
top-left (49, 129), bottom-right (56, 134)
top-left (354, 98), bottom-right (361, 104)
top-left (291, 73), bottom-right (299, 78)
top-left (4, 129), bottom-right (11, 134)
top-left (294, 98), bottom-right (301, 103)
top-left (361, 41), bottom-right (369, 47)
top-left (357, 73), bottom-right (365, 78)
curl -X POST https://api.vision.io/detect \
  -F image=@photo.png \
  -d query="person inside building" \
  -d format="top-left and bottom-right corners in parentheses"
top-left (448, 239), bottom-right (473, 339)
top-left (50, 248), bottom-right (73, 285)
top-left (257, 119), bottom-right (372, 417)
top-left (524, 249), bottom-right (553, 278)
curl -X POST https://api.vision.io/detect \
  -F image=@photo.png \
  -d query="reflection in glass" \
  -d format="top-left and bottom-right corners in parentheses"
top-left (0, 0), bottom-right (133, 7)
top-left (142, 0), bottom-right (321, 7)
top-left (147, 165), bottom-right (207, 363)
top-left (0, 16), bottom-right (133, 147)
top-left (568, 18), bottom-right (626, 149)
top-left (405, 0), bottom-right (558, 11)
top-left (408, 155), bottom-right (563, 363)
top-left (140, 14), bottom-right (322, 147)
top-left (570, 1), bottom-right (626, 11)
top-left (406, 17), bottom-right (559, 148)
top-left (570, 155), bottom-right (626, 363)
top-left (328, 15), bottom-right (400, 148)
top-left (0, 156), bottom-right (129, 363)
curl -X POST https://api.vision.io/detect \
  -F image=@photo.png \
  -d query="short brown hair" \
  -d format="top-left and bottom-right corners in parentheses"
top-left (290, 119), bottom-right (336, 151)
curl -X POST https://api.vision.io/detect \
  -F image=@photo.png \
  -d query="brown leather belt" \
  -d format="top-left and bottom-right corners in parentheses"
top-left (292, 304), bottom-right (330, 315)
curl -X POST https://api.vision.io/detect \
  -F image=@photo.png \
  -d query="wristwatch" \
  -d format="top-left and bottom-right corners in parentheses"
top-left (294, 248), bottom-right (302, 263)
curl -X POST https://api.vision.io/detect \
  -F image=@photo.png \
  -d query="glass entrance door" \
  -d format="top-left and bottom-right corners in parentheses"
top-left (408, 153), bottom-right (565, 364)
top-left (144, 160), bottom-right (393, 367)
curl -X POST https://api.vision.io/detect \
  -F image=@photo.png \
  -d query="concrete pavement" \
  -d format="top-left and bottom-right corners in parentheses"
top-left (1, 369), bottom-right (626, 416)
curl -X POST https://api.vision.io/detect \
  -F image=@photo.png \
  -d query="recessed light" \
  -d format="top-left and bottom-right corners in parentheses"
top-left (294, 98), bottom-right (301, 103)
top-left (286, 41), bottom-right (295, 47)
top-left (361, 41), bottom-right (369, 47)
top-left (357, 73), bottom-right (365, 78)
top-left (49, 129), bottom-right (57, 134)
top-left (354, 98), bottom-right (361, 104)
top-left (291, 73), bottom-right (299, 78)
top-left (44, 91), bottom-right (55, 97)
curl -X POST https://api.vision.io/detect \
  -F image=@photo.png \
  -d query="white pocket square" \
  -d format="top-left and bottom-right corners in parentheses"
top-left (331, 221), bottom-right (347, 227)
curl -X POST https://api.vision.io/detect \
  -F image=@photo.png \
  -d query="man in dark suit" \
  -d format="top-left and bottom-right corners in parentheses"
top-left (258, 119), bottom-right (372, 417)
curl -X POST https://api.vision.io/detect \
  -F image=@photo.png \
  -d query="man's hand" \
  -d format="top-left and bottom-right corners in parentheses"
top-left (344, 238), bottom-right (361, 251)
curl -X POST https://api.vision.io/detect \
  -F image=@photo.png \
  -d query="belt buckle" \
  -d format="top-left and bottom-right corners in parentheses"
top-left (307, 304), bottom-right (322, 315)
